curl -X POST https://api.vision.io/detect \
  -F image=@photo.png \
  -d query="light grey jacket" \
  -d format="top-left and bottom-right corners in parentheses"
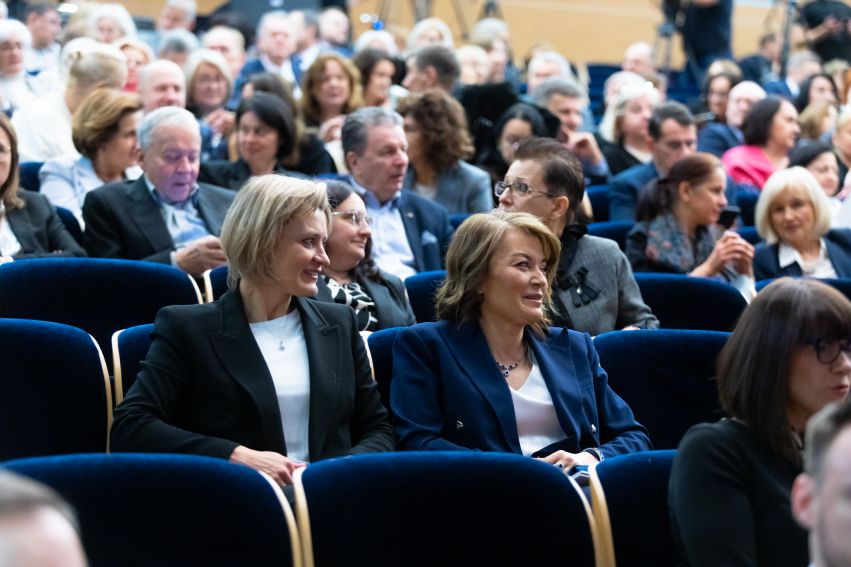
top-left (403, 160), bottom-right (492, 215)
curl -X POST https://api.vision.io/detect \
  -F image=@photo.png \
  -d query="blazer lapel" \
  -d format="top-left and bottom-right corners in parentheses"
top-left (439, 321), bottom-right (521, 452)
top-left (209, 290), bottom-right (287, 454)
top-left (528, 328), bottom-right (582, 442)
top-left (196, 185), bottom-right (228, 235)
top-left (398, 194), bottom-right (425, 272)
top-left (297, 297), bottom-right (341, 461)
top-left (5, 206), bottom-right (40, 253)
top-left (126, 178), bottom-right (175, 253)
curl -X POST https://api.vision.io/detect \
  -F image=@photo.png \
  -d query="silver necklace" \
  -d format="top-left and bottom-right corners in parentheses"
top-left (497, 360), bottom-right (520, 378)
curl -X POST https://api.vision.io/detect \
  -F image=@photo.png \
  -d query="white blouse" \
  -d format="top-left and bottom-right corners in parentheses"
top-left (778, 239), bottom-right (837, 279)
top-left (510, 357), bottom-right (564, 457)
top-left (0, 203), bottom-right (21, 257)
top-left (249, 309), bottom-right (311, 463)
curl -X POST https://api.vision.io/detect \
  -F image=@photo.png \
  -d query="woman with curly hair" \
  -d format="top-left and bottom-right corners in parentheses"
top-left (398, 89), bottom-right (492, 214)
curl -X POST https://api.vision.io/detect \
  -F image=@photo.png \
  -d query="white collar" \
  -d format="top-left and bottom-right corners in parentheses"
top-left (778, 238), bottom-right (827, 269)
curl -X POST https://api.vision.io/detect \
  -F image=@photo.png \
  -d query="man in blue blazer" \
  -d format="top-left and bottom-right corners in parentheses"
top-left (697, 80), bottom-right (765, 157)
top-left (341, 107), bottom-right (453, 280)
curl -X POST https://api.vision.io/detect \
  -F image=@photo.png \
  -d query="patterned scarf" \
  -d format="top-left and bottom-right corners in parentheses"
top-left (643, 213), bottom-right (720, 273)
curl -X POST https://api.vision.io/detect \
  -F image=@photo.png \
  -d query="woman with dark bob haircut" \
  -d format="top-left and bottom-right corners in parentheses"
top-left (311, 180), bottom-right (415, 330)
top-left (721, 95), bottom-right (800, 190)
top-left (670, 278), bottom-right (851, 566)
top-left (397, 89), bottom-right (492, 214)
top-left (391, 210), bottom-right (650, 466)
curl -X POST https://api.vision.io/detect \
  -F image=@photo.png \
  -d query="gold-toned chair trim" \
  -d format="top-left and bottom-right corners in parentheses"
top-left (88, 334), bottom-right (113, 453)
top-left (256, 471), bottom-right (304, 567)
top-left (187, 273), bottom-right (204, 304)
top-left (292, 467), bottom-right (315, 567)
top-left (111, 328), bottom-right (126, 407)
top-left (588, 462), bottom-right (617, 567)
top-left (201, 269), bottom-right (214, 303)
top-left (566, 471), bottom-right (607, 567)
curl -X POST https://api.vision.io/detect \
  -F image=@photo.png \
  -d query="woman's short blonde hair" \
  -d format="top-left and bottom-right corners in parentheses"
top-left (756, 166), bottom-right (833, 244)
top-left (598, 80), bottom-right (660, 144)
top-left (67, 42), bottom-right (128, 91)
top-left (435, 211), bottom-right (561, 336)
top-left (799, 100), bottom-right (836, 140)
top-left (185, 48), bottom-right (233, 110)
top-left (220, 175), bottom-right (331, 288)
top-left (72, 88), bottom-right (142, 158)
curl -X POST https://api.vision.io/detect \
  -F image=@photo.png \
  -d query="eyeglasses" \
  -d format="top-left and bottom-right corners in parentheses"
top-left (803, 337), bottom-right (851, 365)
top-left (333, 211), bottom-right (372, 227)
top-left (494, 181), bottom-right (553, 198)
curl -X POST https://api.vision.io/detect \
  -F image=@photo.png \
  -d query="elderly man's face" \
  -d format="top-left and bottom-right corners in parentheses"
top-left (258, 18), bottom-right (296, 64)
top-left (140, 122), bottom-right (200, 204)
top-left (140, 64), bottom-right (186, 112)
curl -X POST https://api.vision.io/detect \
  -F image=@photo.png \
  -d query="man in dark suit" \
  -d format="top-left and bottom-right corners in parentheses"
top-left (763, 50), bottom-right (822, 100)
top-left (341, 107), bottom-right (453, 280)
top-left (698, 81), bottom-right (765, 157)
top-left (83, 107), bottom-right (234, 276)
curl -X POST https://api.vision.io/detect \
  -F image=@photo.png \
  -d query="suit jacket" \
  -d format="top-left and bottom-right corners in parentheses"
top-left (609, 162), bottom-right (659, 221)
top-left (403, 160), bottom-right (493, 214)
top-left (230, 56), bottom-right (303, 109)
top-left (697, 122), bottom-right (743, 158)
top-left (81, 177), bottom-right (235, 263)
top-left (753, 229), bottom-right (851, 280)
top-left (313, 270), bottom-right (416, 331)
top-left (199, 159), bottom-right (307, 191)
top-left (763, 79), bottom-right (795, 100)
top-left (110, 291), bottom-right (395, 461)
top-left (4, 190), bottom-right (85, 259)
top-left (390, 320), bottom-right (651, 458)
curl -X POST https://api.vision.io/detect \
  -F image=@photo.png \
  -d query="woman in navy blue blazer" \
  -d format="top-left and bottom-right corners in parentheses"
top-left (753, 167), bottom-right (851, 281)
top-left (391, 211), bottom-right (651, 469)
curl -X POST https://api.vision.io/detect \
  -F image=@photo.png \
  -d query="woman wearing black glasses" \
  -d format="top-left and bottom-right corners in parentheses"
top-left (670, 277), bottom-right (851, 567)
top-left (312, 180), bottom-right (415, 331)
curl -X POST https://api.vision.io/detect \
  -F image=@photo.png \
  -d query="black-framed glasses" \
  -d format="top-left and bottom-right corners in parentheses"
top-left (803, 337), bottom-right (851, 364)
top-left (494, 181), bottom-right (553, 198)
top-left (333, 211), bottom-right (372, 227)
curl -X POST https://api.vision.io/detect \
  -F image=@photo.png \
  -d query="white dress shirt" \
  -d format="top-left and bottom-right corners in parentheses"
top-left (778, 239), bottom-right (837, 278)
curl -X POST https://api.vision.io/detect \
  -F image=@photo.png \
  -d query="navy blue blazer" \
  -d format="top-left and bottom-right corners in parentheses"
top-left (229, 56), bottom-right (303, 109)
top-left (753, 229), bottom-right (851, 280)
top-left (609, 162), bottom-right (658, 222)
top-left (698, 122), bottom-right (743, 158)
top-left (763, 80), bottom-right (795, 101)
top-left (390, 320), bottom-right (651, 458)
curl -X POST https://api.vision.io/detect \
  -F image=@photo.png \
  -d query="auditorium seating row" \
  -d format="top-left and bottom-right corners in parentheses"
top-left (3, 448), bottom-right (679, 567)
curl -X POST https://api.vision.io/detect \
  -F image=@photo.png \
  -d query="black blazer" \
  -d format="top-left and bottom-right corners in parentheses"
top-left (110, 290), bottom-right (396, 461)
top-left (4, 190), bottom-right (85, 259)
top-left (198, 159), bottom-right (307, 191)
top-left (81, 177), bottom-right (235, 263)
top-left (313, 270), bottom-right (416, 330)
top-left (753, 229), bottom-right (851, 280)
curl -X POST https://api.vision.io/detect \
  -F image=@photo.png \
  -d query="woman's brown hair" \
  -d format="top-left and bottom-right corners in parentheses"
top-left (397, 89), bottom-right (475, 172)
top-left (0, 113), bottom-right (22, 210)
top-left (300, 53), bottom-right (362, 126)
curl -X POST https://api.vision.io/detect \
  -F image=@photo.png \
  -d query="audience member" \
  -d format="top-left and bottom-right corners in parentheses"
top-left (697, 72), bottom-right (738, 123)
top-left (698, 80), bottom-right (765, 157)
top-left (670, 277), bottom-right (851, 567)
top-left (482, 102), bottom-right (555, 186)
top-left (0, 113), bottom-right (84, 262)
top-left (722, 96), bottom-right (800, 191)
top-left (498, 137), bottom-right (658, 334)
top-left (202, 25), bottom-right (247, 81)
top-left (156, 0), bottom-right (196, 33)
top-left (41, 88), bottom-right (143, 226)
top-left (87, 3), bottom-right (137, 44)
top-left (398, 89), bottom-right (491, 214)
top-left (185, 49), bottom-right (234, 161)
top-left (138, 59), bottom-right (186, 112)
top-left (233, 11), bottom-right (301, 103)
top-left (0, 470), bottom-right (87, 567)
top-left (765, 50), bottom-right (822, 99)
top-left (680, 0), bottom-right (734, 86)
top-left (157, 28), bottom-right (199, 68)
top-left (599, 80), bottom-right (660, 177)
top-left (402, 44), bottom-right (459, 94)
top-left (352, 48), bottom-right (400, 108)
top-left (406, 17), bottom-right (454, 52)
top-left (833, 107), bottom-right (851, 183)
top-left (111, 175), bottom-right (395, 485)
top-left (0, 19), bottom-right (38, 113)
top-left (602, 70), bottom-right (646, 109)
top-left (626, 153), bottom-right (754, 296)
top-left (314, 180), bottom-right (415, 330)
top-left (609, 101), bottom-right (697, 221)
top-left (469, 17), bottom-right (517, 87)
top-left (114, 37), bottom-right (154, 93)
top-left (82, 107), bottom-right (233, 276)
top-left (622, 41), bottom-right (655, 75)
top-left (391, 209), bottom-right (651, 461)
top-left (795, 72), bottom-right (839, 112)
top-left (456, 44), bottom-right (490, 85)
top-left (13, 42), bottom-right (127, 162)
top-left (23, 2), bottom-right (61, 76)
top-left (353, 29), bottom-right (399, 57)
top-left (341, 106), bottom-right (452, 278)
top-left (737, 32), bottom-right (778, 84)
top-left (791, 399), bottom-right (851, 567)
top-left (300, 53), bottom-right (362, 145)
top-left (789, 141), bottom-right (841, 201)
top-left (288, 9), bottom-right (323, 72)
top-left (754, 167), bottom-right (851, 279)
top-left (798, 100), bottom-right (838, 142)
top-left (318, 7), bottom-right (351, 54)
top-left (525, 50), bottom-right (572, 94)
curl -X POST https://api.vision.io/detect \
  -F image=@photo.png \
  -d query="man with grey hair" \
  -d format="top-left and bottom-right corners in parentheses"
top-left (622, 41), bottom-right (656, 75)
top-left (698, 80), bottom-right (766, 157)
top-left (341, 107), bottom-right (452, 278)
top-left (792, 399), bottom-right (851, 567)
top-left (0, 470), bottom-right (87, 567)
top-left (139, 59), bottom-right (186, 113)
top-left (764, 50), bottom-right (822, 99)
top-left (82, 107), bottom-right (234, 276)
top-left (526, 50), bottom-right (573, 94)
top-left (203, 25), bottom-right (246, 80)
top-left (533, 77), bottom-right (609, 185)
top-left (232, 10), bottom-right (302, 104)
top-left (157, 28), bottom-right (200, 68)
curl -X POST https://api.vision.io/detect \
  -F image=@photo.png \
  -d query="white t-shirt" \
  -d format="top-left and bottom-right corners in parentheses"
top-left (510, 357), bottom-right (564, 457)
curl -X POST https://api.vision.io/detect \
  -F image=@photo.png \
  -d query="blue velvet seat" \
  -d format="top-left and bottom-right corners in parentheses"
top-left (589, 450), bottom-right (678, 567)
top-left (293, 452), bottom-right (597, 567)
top-left (203, 265), bottom-right (229, 303)
top-left (18, 161), bottom-right (44, 192)
top-left (737, 191), bottom-right (758, 226)
top-left (4, 453), bottom-right (302, 567)
top-left (0, 319), bottom-right (111, 460)
top-left (736, 225), bottom-right (761, 245)
top-left (634, 273), bottom-right (747, 331)
top-left (594, 329), bottom-right (728, 449)
top-left (756, 277), bottom-right (851, 301)
top-left (0, 258), bottom-right (202, 366)
top-left (55, 206), bottom-right (83, 244)
top-left (448, 213), bottom-right (471, 231)
top-left (404, 270), bottom-right (446, 323)
top-left (587, 220), bottom-right (633, 251)
top-left (366, 327), bottom-right (404, 416)
top-left (111, 324), bottom-right (154, 405)
top-left (586, 185), bottom-right (610, 222)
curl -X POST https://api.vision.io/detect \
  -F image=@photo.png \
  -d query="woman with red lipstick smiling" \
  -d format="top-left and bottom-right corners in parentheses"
top-left (312, 180), bottom-right (415, 331)
top-left (670, 278), bottom-right (851, 567)
top-left (111, 175), bottom-right (395, 485)
top-left (391, 211), bottom-right (650, 468)
top-left (753, 167), bottom-right (851, 280)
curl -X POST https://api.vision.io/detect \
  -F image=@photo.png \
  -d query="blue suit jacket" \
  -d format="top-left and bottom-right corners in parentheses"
top-left (753, 229), bottom-right (851, 280)
top-left (390, 320), bottom-right (651, 458)
top-left (229, 56), bottom-right (303, 109)
top-left (763, 80), bottom-right (795, 100)
top-left (609, 162), bottom-right (658, 222)
top-left (698, 122), bottom-right (743, 158)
